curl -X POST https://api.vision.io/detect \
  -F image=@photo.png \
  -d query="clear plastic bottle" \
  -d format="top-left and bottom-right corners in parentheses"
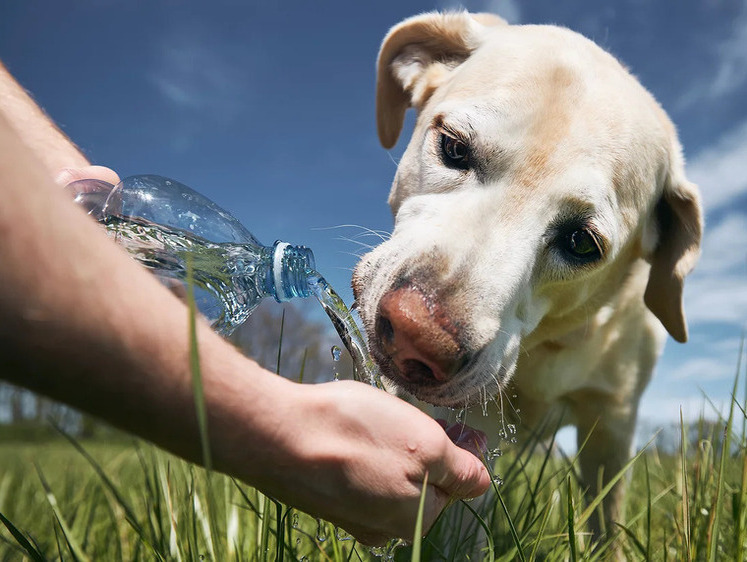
top-left (66, 174), bottom-right (315, 336)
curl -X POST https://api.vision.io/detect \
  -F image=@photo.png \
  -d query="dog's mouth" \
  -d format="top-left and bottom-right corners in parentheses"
top-left (370, 344), bottom-right (506, 408)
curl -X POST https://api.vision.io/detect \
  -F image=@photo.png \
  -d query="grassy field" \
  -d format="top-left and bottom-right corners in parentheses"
top-left (1, 388), bottom-right (746, 562)
top-left (2, 302), bottom-right (745, 561)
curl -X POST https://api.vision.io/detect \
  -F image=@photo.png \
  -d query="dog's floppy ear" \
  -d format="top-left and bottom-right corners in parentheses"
top-left (643, 162), bottom-right (703, 343)
top-left (376, 11), bottom-right (506, 149)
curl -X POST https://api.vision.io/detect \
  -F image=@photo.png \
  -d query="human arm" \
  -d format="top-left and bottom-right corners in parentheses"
top-left (0, 82), bottom-right (489, 543)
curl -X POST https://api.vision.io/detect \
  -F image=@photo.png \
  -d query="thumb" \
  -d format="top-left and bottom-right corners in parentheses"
top-left (55, 165), bottom-right (120, 188)
top-left (429, 440), bottom-right (491, 500)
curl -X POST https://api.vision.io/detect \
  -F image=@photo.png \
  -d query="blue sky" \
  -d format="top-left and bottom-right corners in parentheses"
top-left (1, 0), bottom-right (745, 436)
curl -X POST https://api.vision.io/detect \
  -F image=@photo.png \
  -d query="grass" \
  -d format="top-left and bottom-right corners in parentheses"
top-left (1, 381), bottom-right (746, 560)
top-left (1, 290), bottom-right (745, 560)
top-left (0, 413), bottom-right (736, 561)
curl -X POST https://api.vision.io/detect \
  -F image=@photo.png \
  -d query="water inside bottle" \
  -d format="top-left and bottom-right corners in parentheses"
top-left (101, 216), bottom-right (382, 387)
top-left (102, 216), bottom-right (266, 335)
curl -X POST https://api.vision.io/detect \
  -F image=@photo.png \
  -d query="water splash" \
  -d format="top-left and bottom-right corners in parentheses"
top-left (369, 538), bottom-right (406, 560)
top-left (331, 345), bottom-right (341, 381)
top-left (487, 447), bottom-right (503, 462)
top-left (306, 271), bottom-right (382, 387)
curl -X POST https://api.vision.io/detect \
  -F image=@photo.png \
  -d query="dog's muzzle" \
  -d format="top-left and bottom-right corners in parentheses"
top-left (373, 281), bottom-right (470, 387)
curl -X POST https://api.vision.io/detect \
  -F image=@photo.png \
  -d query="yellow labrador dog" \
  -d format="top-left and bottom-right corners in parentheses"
top-left (353, 11), bottom-right (702, 533)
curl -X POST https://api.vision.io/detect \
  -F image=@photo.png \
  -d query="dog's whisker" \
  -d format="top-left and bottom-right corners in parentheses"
top-left (336, 238), bottom-right (377, 251)
top-left (385, 150), bottom-right (400, 169)
top-left (314, 224), bottom-right (391, 242)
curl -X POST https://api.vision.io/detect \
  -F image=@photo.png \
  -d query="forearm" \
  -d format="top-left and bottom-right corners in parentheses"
top-left (0, 112), bottom-right (286, 471)
top-left (0, 61), bottom-right (89, 176)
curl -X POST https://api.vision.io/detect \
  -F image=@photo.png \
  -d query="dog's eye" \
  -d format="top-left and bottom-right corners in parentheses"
top-left (564, 228), bottom-right (602, 262)
top-left (440, 133), bottom-right (470, 170)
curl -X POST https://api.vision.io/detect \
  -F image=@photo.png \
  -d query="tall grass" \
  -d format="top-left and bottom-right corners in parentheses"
top-left (1, 329), bottom-right (745, 560)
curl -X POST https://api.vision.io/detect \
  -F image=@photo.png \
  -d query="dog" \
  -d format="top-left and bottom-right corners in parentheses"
top-left (352, 11), bottom-right (702, 537)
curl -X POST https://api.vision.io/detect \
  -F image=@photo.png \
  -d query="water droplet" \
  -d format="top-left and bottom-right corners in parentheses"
top-left (331, 345), bottom-right (341, 361)
top-left (481, 400), bottom-right (489, 416)
top-left (335, 526), bottom-right (352, 541)
top-left (487, 447), bottom-right (502, 461)
top-left (507, 423), bottom-right (516, 434)
top-left (456, 409), bottom-right (465, 423)
top-left (300, 557), bottom-right (308, 562)
top-left (315, 518), bottom-right (327, 542)
top-left (291, 513), bottom-right (299, 528)
top-left (295, 538), bottom-right (301, 547)
top-left (369, 546), bottom-right (386, 557)
top-left (492, 474), bottom-right (504, 487)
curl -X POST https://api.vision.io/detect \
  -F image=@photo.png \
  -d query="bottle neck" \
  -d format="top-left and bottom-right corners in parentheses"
top-left (270, 241), bottom-right (315, 301)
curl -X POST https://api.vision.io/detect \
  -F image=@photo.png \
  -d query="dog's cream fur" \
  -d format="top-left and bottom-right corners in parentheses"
top-left (352, 12), bottom-right (702, 531)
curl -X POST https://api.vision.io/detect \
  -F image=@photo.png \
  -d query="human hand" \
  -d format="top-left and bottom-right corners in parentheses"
top-left (55, 165), bottom-right (120, 188)
top-left (229, 379), bottom-right (491, 546)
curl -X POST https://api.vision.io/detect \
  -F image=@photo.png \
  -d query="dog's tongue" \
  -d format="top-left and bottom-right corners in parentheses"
top-left (436, 419), bottom-right (488, 460)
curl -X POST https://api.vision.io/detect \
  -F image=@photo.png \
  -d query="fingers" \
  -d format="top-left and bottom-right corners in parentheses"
top-left (55, 165), bottom-right (120, 188)
top-left (427, 433), bottom-right (492, 501)
top-left (349, 481), bottom-right (450, 547)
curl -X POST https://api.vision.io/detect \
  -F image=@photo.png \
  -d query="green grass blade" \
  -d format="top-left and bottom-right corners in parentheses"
top-left (276, 309), bottom-right (286, 375)
top-left (156, 461), bottom-right (183, 562)
top-left (35, 464), bottom-right (91, 562)
top-left (496, 486), bottom-right (527, 562)
top-left (528, 491), bottom-right (557, 562)
top-left (614, 521), bottom-right (647, 558)
top-left (736, 452), bottom-right (747, 562)
top-left (460, 500), bottom-right (495, 562)
top-left (708, 354), bottom-right (741, 562)
top-left (186, 253), bottom-right (212, 471)
top-left (0, 510), bottom-right (45, 562)
top-left (567, 476), bottom-right (577, 562)
top-left (50, 422), bottom-right (165, 560)
top-left (680, 408), bottom-right (692, 561)
top-left (520, 415), bottom-right (563, 534)
top-left (411, 471), bottom-right (428, 562)
top-left (231, 478), bottom-right (260, 514)
top-left (274, 500), bottom-right (286, 562)
top-left (645, 454), bottom-right (652, 561)
top-left (298, 348), bottom-right (308, 383)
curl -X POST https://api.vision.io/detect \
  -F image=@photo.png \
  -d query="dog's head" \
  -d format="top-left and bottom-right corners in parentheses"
top-left (352, 12), bottom-right (702, 407)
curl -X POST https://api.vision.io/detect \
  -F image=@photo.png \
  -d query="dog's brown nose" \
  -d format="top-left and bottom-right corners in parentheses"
top-left (376, 284), bottom-right (464, 384)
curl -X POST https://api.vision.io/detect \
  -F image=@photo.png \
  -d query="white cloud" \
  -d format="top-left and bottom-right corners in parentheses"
top-left (669, 356), bottom-right (739, 382)
top-left (684, 274), bottom-right (747, 325)
top-left (676, 8), bottom-right (747, 109)
top-left (696, 214), bottom-right (747, 274)
top-left (678, 119), bottom-right (747, 329)
top-left (687, 118), bottom-right (747, 212)
top-left (638, 394), bottom-right (728, 425)
top-left (681, 212), bottom-right (747, 327)
top-left (150, 41), bottom-right (245, 119)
